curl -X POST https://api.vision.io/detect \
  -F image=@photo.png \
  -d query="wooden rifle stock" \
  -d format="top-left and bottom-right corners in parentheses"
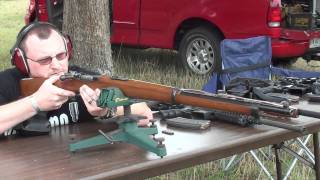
top-left (20, 75), bottom-right (254, 116)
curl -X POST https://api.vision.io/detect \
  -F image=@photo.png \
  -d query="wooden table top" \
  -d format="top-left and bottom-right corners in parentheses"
top-left (0, 100), bottom-right (319, 179)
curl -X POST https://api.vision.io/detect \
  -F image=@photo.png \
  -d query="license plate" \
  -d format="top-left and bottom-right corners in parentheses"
top-left (310, 38), bottom-right (320, 48)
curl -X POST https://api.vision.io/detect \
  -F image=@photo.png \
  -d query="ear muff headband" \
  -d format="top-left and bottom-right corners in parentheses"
top-left (10, 22), bottom-right (72, 75)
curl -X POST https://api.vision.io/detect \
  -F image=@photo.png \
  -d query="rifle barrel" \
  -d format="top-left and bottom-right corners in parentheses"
top-left (259, 118), bottom-right (307, 134)
top-left (298, 109), bottom-right (320, 119)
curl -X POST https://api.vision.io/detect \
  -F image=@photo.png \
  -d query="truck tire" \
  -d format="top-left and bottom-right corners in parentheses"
top-left (179, 27), bottom-right (222, 75)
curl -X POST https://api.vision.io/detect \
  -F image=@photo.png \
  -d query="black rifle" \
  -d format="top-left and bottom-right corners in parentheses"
top-left (226, 77), bottom-right (320, 104)
top-left (152, 104), bottom-right (307, 134)
top-left (276, 77), bottom-right (319, 96)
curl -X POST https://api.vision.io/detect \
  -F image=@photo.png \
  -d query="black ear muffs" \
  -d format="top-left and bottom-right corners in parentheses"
top-left (10, 22), bottom-right (72, 75)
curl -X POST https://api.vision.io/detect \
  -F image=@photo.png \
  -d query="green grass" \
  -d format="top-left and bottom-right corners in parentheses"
top-left (0, 0), bottom-right (28, 70)
top-left (113, 48), bottom-right (209, 89)
top-left (0, 1), bottom-right (317, 179)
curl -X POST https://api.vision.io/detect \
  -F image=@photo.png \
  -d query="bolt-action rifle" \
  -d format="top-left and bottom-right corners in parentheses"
top-left (20, 72), bottom-right (320, 133)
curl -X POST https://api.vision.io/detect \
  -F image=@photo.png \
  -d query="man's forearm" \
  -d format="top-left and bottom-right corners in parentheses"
top-left (0, 96), bottom-right (38, 134)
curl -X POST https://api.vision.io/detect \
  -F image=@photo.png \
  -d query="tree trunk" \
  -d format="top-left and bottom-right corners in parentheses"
top-left (62, 0), bottom-right (112, 75)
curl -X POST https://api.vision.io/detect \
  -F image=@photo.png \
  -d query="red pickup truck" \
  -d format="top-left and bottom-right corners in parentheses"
top-left (25, 0), bottom-right (320, 74)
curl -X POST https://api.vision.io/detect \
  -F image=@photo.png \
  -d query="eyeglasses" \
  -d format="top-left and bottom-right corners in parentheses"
top-left (27, 52), bottom-right (68, 65)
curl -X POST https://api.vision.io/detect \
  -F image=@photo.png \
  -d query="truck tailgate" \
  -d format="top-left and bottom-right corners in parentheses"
top-left (280, 29), bottom-right (320, 41)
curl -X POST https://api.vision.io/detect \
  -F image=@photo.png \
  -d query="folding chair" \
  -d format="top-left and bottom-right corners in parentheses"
top-left (203, 36), bottom-right (320, 179)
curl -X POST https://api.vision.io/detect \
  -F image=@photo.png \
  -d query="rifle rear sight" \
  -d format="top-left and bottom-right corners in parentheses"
top-left (59, 72), bottom-right (99, 81)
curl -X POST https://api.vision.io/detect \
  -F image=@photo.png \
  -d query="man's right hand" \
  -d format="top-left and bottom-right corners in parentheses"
top-left (31, 75), bottom-right (76, 111)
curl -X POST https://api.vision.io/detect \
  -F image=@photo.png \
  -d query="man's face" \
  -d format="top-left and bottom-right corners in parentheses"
top-left (25, 30), bottom-right (69, 78)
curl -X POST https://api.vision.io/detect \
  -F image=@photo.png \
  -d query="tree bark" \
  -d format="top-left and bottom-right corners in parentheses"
top-left (62, 0), bottom-right (112, 75)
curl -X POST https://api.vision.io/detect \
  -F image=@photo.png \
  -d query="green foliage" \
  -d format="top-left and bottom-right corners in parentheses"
top-left (0, 0), bottom-right (28, 70)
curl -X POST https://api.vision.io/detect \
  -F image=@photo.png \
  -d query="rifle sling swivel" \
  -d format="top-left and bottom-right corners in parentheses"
top-left (171, 88), bottom-right (180, 104)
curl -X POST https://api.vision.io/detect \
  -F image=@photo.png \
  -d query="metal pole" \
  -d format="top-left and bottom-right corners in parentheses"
top-left (313, 0), bottom-right (317, 15)
top-left (283, 135), bottom-right (312, 180)
top-left (274, 144), bottom-right (282, 180)
top-left (259, 148), bottom-right (272, 160)
top-left (282, 145), bottom-right (314, 168)
top-left (250, 150), bottom-right (274, 180)
top-left (224, 155), bottom-right (239, 171)
top-left (313, 133), bottom-right (320, 180)
top-left (296, 137), bottom-right (315, 162)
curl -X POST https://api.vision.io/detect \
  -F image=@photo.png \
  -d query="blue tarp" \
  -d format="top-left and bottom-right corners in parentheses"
top-left (202, 36), bottom-right (320, 93)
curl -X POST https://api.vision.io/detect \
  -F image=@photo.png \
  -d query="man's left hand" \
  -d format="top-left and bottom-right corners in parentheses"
top-left (129, 102), bottom-right (153, 126)
top-left (79, 85), bottom-right (153, 126)
top-left (79, 85), bottom-right (109, 117)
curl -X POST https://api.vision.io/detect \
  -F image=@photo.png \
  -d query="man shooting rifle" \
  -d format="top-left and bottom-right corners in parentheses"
top-left (0, 22), bottom-right (152, 136)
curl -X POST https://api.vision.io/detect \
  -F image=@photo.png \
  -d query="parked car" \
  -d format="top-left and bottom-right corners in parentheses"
top-left (25, 0), bottom-right (320, 74)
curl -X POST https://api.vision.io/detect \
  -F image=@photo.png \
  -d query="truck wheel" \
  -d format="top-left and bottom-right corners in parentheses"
top-left (179, 27), bottom-right (222, 75)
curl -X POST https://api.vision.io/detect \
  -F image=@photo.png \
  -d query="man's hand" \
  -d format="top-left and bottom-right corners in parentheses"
top-left (32, 75), bottom-right (76, 111)
top-left (130, 102), bottom-right (153, 126)
top-left (79, 85), bottom-right (110, 117)
top-left (79, 85), bottom-right (153, 126)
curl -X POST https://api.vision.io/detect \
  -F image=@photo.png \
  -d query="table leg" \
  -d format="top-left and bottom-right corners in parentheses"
top-left (274, 144), bottom-right (282, 180)
top-left (313, 133), bottom-right (320, 180)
